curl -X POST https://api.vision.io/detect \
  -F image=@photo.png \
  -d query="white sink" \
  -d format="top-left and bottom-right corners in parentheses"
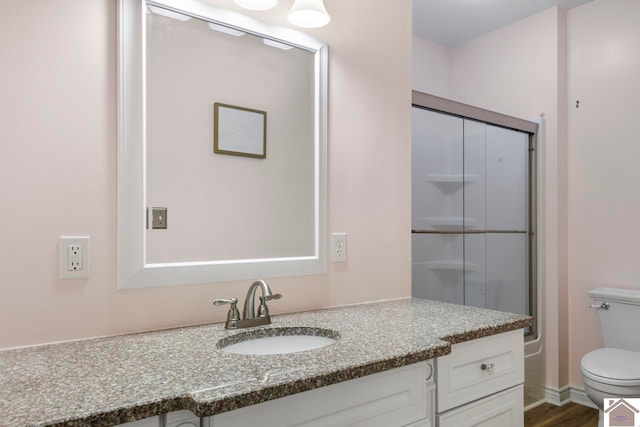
top-left (218, 328), bottom-right (338, 355)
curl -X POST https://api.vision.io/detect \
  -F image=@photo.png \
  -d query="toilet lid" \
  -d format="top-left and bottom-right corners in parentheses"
top-left (581, 348), bottom-right (640, 384)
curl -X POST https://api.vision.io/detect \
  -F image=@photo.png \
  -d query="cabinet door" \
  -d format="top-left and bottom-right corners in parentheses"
top-left (210, 362), bottom-right (431, 427)
top-left (166, 410), bottom-right (199, 427)
top-left (412, 108), bottom-right (463, 231)
top-left (404, 419), bottom-right (432, 427)
top-left (435, 330), bottom-right (524, 412)
top-left (117, 416), bottom-right (159, 427)
top-left (437, 385), bottom-right (523, 427)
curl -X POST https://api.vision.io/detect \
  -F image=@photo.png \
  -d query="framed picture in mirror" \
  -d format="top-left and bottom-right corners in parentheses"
top-left (214, 102), bottom-right (267, 158)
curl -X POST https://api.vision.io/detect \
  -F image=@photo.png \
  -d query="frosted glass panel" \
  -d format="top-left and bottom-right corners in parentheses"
top-left (463, 119), bottom-right (486, 231)
top-left (412, 108), bottom-right (463, 231)
top-left (485, 125), bottom-right (528, 231)
top-left (486, 234), bottom-right (529, 315)
top-left (464, 234), bottom-right (486, 308)
top-left (412, 234), bottom-right (463, 304)
top-left (411, 107), bottom-right (531, 322)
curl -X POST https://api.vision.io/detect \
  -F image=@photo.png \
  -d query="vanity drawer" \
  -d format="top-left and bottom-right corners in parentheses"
top-left (437, 384), bottom-right (523, 427)
top-left (209, 361), bottom-right (433, 427)
top-left (435, 329), bottom-right (524, 412)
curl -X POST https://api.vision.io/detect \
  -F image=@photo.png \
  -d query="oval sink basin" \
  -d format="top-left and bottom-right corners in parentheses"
top-left (217, 327), bottom-right (338, 355)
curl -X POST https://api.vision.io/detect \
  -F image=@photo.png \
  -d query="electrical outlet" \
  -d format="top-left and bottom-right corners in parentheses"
top-left (332, 233), bottom-right (347, 262)
top-left (67, 244), bottom-right (82, 271)
top-left (59, 236), bottom-right (90, 279)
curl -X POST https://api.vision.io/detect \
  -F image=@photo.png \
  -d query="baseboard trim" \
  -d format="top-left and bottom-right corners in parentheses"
top-left (569, 387), bottom-right (598, 409)
top-left (524, 398), bottom-right (547, 412)
top-left (543, 385), bottom-right (599, 409)
top-left (545, 385), bottom-right (571, 406)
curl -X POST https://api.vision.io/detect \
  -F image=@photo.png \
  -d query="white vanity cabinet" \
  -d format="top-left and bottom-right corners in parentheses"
top-left (204, 361), bottom-right (435, 427)
top-left (435, 329), bottom-right (524, 427)
top-left (117, 416), bottom-right (159, 427)
top-left (114, 330), bottom-right (525, 427)
top-left (166, 410), bottom-right (200, 427)
top-left (116, 410), bottom-right (199, 427)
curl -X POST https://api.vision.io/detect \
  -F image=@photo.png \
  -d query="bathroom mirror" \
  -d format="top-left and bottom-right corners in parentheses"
top-left (118, 0), bottom-right (327, 288)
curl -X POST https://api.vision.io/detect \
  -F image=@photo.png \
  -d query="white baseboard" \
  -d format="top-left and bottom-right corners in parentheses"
top-left (543, 385), bottom-right (598, 409)
top-left (545, 385), bottom-right (571, 406)
top-left (569, 387), bottom-right (598, 409)
top-left (524, 399), bottom-right (547, 412)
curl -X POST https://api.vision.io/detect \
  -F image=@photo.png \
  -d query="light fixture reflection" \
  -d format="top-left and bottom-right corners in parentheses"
top-left (147, 5), bottom-right (192, 21)
top-left (263, 38), bottom-right (294, 50)
top-left (287, 0), bottom-right (331, 28)
top-left (208, 23), bottom-right (246, 36)
top-left (233, 0), bottom-right (278, 11)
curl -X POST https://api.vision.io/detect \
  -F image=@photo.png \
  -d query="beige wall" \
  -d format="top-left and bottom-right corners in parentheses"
top-left (566, 0), bottom-right (640, 386)
top-left (0, 0), bottom-right (412, 348)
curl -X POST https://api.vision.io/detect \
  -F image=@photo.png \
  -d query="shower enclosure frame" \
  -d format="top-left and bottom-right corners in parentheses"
top-left (411, 90), bottom-right (539, 340)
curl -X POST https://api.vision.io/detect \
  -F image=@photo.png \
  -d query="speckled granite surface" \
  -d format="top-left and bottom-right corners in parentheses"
top-left (0, 298), bottom-right (531, 426)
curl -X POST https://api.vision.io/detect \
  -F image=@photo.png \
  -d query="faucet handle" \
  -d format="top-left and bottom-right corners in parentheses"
top-left (213, 297), bottom-right (238, 307)
top-left (264, 293), bottom-right (282, 302)
top-left (257, 293), bottom-right (282, 318)
top-left (213, 298), bottom-right (241, 325)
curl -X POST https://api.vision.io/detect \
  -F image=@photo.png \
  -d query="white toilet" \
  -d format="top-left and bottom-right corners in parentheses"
top-left (581, 287), bottom-right (640, 427)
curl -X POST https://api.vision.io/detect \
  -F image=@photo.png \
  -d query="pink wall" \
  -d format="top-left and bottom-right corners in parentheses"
top-left (412, 35), bottom-right (450, 99)
top-left (145, 12), bottom-right (315, 262)
top-left (0, 0), bottom-right (412, 348)
top-left (566, 0), bottom-right (640, 386)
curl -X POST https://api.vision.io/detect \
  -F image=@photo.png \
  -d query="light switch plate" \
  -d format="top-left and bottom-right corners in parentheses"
top-left (152, 207), bottom-right (167, 229)
top-left (59, 236), bottom-right (90, 279)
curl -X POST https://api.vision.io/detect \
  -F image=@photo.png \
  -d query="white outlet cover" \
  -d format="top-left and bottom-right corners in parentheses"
top-left (332, 232), bottom-right (347, 262)
top-left (59, 236), bottom-right (90, 279)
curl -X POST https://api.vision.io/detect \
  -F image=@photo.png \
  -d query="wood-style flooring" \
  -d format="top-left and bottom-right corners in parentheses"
top-left (525, 402), bottom-right (598, 427)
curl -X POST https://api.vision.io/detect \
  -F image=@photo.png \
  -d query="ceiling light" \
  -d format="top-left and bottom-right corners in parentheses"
top-left (208, 23), bottom-right (246, 36)
top-left (147, 5), bottom-right (192, 21)
top-left (287, 0), bottom-right (331, 28)
top-left (233, 0), bottom-right (279, 11)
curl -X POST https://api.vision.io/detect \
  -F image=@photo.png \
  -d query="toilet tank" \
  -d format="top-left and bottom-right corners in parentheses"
top-left (589, 287), bottom-right (640, 351)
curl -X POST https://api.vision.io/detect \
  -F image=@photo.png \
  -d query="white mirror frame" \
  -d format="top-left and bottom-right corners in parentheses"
top-left (117, 0), bottom-right (328, 288)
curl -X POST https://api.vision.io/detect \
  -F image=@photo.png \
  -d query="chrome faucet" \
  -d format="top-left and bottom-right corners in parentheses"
top-left (213, 280), bottom-right (282, 329)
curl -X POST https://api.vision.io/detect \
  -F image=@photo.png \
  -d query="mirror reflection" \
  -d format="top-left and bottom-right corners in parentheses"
top-left (145, 7), bottom-right (316, 264)
top-left (117, 0), bottom-right (327, 288)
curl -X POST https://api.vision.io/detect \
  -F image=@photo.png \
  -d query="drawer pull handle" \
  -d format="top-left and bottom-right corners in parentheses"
top-left (481, 363), bottom-right (495, 374)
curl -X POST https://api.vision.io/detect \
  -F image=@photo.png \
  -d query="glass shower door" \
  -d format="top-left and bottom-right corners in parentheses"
top-left (411, 107), bottom-right (464, 304)
top-left (463, 121), bottom-right (530, 316)
top-left (483, 124), bottom-right (529, 316)
top-left (412, 107), bottom-right (531, 318)
top-left (462, 119), bottom-right (486, 308)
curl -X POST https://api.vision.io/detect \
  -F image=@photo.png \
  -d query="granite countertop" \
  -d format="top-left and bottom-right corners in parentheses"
top-left (0, 298), bottom-right (532, 426)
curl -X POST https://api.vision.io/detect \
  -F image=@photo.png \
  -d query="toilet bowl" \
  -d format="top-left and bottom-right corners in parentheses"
top-left (581, 288), bottom-right (640, 427)
top-left (581, 348), bottom-right (640, 411)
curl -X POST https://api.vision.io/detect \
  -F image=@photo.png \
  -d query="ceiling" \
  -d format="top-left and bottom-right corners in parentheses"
top-left (413, 0), bottom-right (594, 47)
